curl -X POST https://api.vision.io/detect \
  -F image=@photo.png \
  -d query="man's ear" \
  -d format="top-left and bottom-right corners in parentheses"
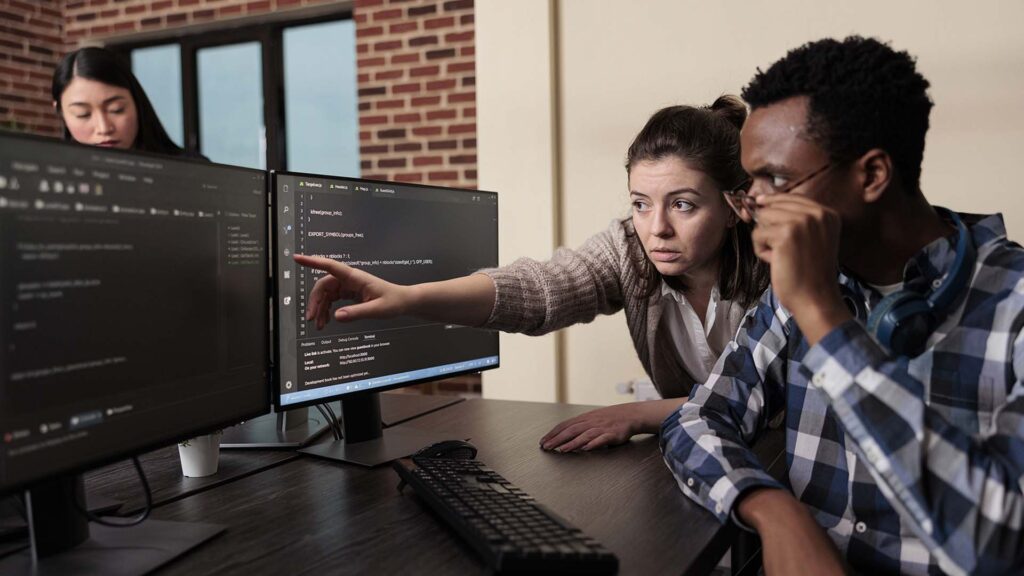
top-left (857, 148), bottom-right (893, 204)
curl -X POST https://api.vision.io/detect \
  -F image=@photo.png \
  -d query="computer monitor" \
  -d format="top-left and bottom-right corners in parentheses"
top-left (0, 132), bottom-right (269, 574)
top-left (273, 171), bottom-right (499, 466)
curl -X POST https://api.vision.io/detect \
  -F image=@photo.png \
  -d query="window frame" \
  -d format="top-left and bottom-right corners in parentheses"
top-left (110, 9), bottom-right (354, 171)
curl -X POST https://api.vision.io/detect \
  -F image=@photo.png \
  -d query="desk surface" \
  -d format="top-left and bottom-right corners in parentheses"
top-left (142, 398), bottom-right (733, 576)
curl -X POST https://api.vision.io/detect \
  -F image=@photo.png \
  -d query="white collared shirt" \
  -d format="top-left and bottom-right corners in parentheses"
top-left (659, 282), bottom-right (749, 385)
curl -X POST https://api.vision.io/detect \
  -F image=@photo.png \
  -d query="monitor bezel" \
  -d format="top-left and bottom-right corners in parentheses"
top-left (0, 131), bottom-right (272, 496)
top-left (269, 169), bottom-right (500, 411)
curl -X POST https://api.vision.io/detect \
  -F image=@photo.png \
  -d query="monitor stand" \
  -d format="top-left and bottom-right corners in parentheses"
top-left (220, 405), bottom-right (330, 449)
top-left (0, 475), bottom-right (223, 576)
top-left (298, 392), bottom-right (456, 467)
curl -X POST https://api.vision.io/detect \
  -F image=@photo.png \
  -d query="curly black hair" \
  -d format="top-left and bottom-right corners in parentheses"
top-left (742, 36), bottom-right (933, 194)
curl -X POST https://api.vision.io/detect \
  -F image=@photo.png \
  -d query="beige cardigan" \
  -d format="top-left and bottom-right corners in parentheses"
top-left (480, 219), bottom-right (695, 399)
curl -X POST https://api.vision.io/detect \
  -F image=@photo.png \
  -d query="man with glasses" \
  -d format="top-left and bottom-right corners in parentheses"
top-left (662, 36), bottom-right (1024, 575)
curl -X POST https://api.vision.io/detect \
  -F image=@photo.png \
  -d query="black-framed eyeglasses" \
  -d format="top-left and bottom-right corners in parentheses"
top-left (723, 162), bottom-right (833, 223)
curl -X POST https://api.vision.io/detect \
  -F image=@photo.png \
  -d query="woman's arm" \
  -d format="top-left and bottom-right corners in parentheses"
top-left (539, 399), bottom-right (685, 452)
top-left (294, 254), bottom-right (496, 328)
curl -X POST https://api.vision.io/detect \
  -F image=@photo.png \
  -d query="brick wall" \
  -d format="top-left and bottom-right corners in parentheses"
top-left (0, 0), bottom-right (63, 135)
top-left (3, 0), bottom-right (477, 190)
top-left (354, 0), bottom-right (476, 189)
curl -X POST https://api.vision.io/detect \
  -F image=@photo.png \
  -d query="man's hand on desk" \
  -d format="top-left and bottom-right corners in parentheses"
top-left (737, 488), bottom-right (847, 576)
top-left (539, 399), bottom-right (683, 453)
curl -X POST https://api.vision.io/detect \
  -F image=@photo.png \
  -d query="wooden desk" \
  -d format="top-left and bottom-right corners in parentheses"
top-left (141, 399), bottom-right (735, 575)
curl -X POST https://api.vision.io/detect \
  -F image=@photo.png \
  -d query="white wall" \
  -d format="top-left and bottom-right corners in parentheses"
top-left (475, 1), bottom-right (559, 402)
top-left (479, 0), bottom-right (1024, 405)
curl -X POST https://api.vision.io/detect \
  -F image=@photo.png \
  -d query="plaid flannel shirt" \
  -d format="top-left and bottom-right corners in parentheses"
top-left (661, 212), bottom-right (1024, 575)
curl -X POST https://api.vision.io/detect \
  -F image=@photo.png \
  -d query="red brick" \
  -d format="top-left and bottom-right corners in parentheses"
top-left (459, 13), bottom-right (474, 25)
top-left (460, 46), bottom-right (475, 57)
top-left (140, 16), bottom-right (163, 27)
top-left (414, 156), bottom-right (442, 166)
top-left (167, 12), bottom-right (188, 24)
top-left (448, 91), bottom-right (475, 104)
top-left (378, 158), bottom-right (407, 168)
top-left (395, 172), bottom-right (423, 182)
top-left (361, 160), bottom-right (372, 170)
top-left (428, 139), bottom-right (457, 150)
top-left (361, 144), bottom-right (389, 154)
top-left (392, 82), bottom-right (420, 94)
top-left (461, 76), bottom-right (475, 87)
top-left (373, 8), bottom-right (402, 21)
top-left (407, 4), bottom-right (435, 17)
top-left (247, 0), bottom-right (271, 11)
top-left (428, 170), bottom-right (458, 181)
top-left (374, 69), bottom-right (403, 81)
top-left (394, 112), bottom-right (420, 123)
top-left (389, 21), bottom-right (417, 34)
top-left (358, 85), bottom-right (386, 96)
top-left (462, 107), bottom-right (476, 118)
top-left (357, 57), bottom-right (386, 68)
top-left (426, 48), bottom-right (456, 60)
top-left (356, 0), bottom-right (385, 7)
top-left (448, 123), bottom-right (475, 135)
top-left (462, 138), bottom-right (477, 148)
top-left (361, 115), bottom-right (389, 125)
top-left (377, 128), bottom-right (406, 139)
top-left (426, 109), bottom-right (456, 120)
top-left (445, 31), bottom-right (474, 43)
top-left (357, 25), bottom-right (384, 38)
top-left (447, 61), bottom-right (475, 74)
top-left (124, 3), bottom-right (146, 13)
top-left (444, 0), bottom-right (474, 11)
top-left (426, 79), bottom-right (455, 91)
top-left (218, 5), bottom-right (243, 16)
top-left (194, 9), bottom-right (215, 21)
top-left (409, 65), bottom-right (438, 77)
top-left (413, 126), bottom-right (442, 136)
top-left (357, 43), bottom-right (369, 54)
top-left (360, 130), bottom-right (371, 141)
top-left (354, 12), bottom-right (368, 23)
top-left (464, 169), bottom-right (477, 180)
top-left (450, 154), bottom-right (476, 164)
top-left (153, 0), bottom-right (173, 9)
top-left (179, 0), bottom-right (201, 6)
top-left (373, 40), bottom-right (402, 52)
top-left (278, 0), bottom-right (304, 6)
top-left (424, 16), bottom-right (454, 30)
top-left (376, 99), bottom-right (405, 109)
top-left (412, 95), bottom-right (440, 107)
top-left (408, 35), bottom-right (437, 47)
top-left (358, 73), bottom-right (370, 83)
top-left (394, 142), bottom-right (422, 152)
top-left (391, 52), bottom-right (420, 64)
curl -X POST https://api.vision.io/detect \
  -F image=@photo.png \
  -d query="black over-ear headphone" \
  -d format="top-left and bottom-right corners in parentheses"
top-left (854, 209), bottom-right (976, 357)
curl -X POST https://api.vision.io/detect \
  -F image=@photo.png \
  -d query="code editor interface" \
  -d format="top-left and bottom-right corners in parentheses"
top-left (0, 135), bottom-right (268, 490)
top-left (275, 173), bottom-right (498, 407)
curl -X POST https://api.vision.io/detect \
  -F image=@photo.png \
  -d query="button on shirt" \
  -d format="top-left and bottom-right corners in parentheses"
top-left (660, 212), bottom-right (1024, 576)
top-left (659, 283), bottom-right (748, 385)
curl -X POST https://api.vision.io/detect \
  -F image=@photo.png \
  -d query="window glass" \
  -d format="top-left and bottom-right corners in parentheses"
top-left (283, 20), bottom-right (360, 176)
top-left (131, 44), bottom-right (184, 147)
top-left (197, 42), bottom-right (264, 169)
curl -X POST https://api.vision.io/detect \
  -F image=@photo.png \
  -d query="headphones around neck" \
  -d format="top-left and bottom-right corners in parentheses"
top-left (856, 208), bottom-right (976, 357)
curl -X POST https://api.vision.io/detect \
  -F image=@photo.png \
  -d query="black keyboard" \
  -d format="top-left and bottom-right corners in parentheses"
top-left (393, 457), bottom-right (618, 574)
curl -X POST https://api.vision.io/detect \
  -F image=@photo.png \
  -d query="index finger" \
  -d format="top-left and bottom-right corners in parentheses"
top-left (293, 253), bottom-right (351, 277)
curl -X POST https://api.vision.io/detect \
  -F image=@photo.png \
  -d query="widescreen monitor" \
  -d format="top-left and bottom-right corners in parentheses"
top-left (273, 171), bottom-right (498, 465)
top-left (0, 132), bottom-right (269, 573)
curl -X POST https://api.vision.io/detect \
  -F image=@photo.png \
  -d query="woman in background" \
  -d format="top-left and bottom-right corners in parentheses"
top-left (296, 96), bottom-right (769, 453)
top-left (52, 46), bottom-right (188, 156)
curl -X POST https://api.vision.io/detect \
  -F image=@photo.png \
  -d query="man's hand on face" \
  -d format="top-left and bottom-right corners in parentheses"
top-left (751, 194), bottom-right (853, 345)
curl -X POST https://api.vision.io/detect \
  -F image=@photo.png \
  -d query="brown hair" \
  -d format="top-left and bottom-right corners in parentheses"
top-left (623, 95), bottom-right (768, 308)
